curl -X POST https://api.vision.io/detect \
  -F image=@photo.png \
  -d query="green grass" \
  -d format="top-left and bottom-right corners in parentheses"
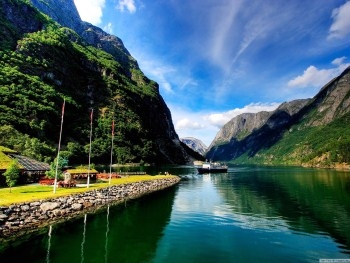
top-left (0, 175), bottom-right (177, 206)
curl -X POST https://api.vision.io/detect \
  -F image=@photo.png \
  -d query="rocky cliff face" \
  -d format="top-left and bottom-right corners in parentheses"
top-left (30, 0), bottom-right (81, 32)
top-left (301, 67), bottom-right (350, 127)
top-left (208, 111), bottom-right (272, 149)
top-left (29, 0), bottom-right (137, 73)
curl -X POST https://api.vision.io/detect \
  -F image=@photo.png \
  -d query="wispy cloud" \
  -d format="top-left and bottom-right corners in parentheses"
top-left (117, 0), bottom-right (136, 13)
top-left (287, 58), bottom-right (350, 88)
top-left (208, 1), bottom-right (242, 66)
top-left (231, 4), bottom-right (273, 65)
top-left (103, 22), bottom-right (113, 34)
top-left (136, 57), bottom-right (176, 93)
top-left (74, 0), bottom-right (105, 25)
top-left (176, 118), bottom-right (205, 131)
top-left (328, 1), bottom-right (350, 39)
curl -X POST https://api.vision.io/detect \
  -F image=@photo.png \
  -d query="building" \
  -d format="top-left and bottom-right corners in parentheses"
top-left (0, 146), bottom-right (50, 184)
top-left (63, 168), bottom-right (98, 184)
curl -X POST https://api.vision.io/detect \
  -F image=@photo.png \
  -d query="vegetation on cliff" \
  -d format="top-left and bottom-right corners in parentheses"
top-left (0, 0), bottom-right (190, 165)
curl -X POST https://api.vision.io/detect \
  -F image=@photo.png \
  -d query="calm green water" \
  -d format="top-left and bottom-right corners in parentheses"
top-left (1, 166), bottom-right (350, 262)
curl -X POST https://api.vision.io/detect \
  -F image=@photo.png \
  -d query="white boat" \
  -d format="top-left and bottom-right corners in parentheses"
top-left (197, 162), bottom-right (228, 174)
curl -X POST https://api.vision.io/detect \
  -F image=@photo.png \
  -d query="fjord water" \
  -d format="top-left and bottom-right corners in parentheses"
top-left (1, 166), bottom-right (350, 262)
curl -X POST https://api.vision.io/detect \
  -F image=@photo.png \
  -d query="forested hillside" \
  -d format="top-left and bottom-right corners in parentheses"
top-left (0, 0), bottom-right (190, 165)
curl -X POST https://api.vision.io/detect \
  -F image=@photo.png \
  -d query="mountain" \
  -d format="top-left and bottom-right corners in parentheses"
top-left (206, 67), bottom-right (350, 168)
top-left (208, 99), bottom-right (310, 150)
top-left (0, 0), bottom-right (191, 165)
top-left (180, 137), bottom-right (207, 156)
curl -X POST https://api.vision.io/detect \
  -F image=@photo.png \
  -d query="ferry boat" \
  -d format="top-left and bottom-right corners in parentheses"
top-left (197, 162), bottom-right (228, 174)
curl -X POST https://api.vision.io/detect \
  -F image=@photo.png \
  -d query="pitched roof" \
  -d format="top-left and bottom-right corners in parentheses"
top-left (0, 146), bottom-right (49, 172)
top-left (10, 154), bottom-right (50, 172)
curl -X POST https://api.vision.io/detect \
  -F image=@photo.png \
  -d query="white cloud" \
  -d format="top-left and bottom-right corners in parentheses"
top-left (176, 119), bottom-right (204, 131)
top-left (328, 1), bottom-right (350, 39)
top-left (117, 0), bottom-right (136, 13)
top-left (103, 22), bottom-right (113, 34)
top-left (74, 0), bottom-right (105, 25)
top-left (288, 59), bottom-right (350, 88)
top-left (332, 56), bottom-right (347, 66)
top-left (231, 4), bottom-right (277, 66)
top-left (148, 65), bottom-right (175, 93)
top-left (209, 1), bottom-right (242, 66)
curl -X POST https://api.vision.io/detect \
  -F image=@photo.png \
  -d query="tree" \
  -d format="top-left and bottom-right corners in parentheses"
top-left (45, 156), bottom-right (68, 180)
top-left (3, 159), bottom-right (21, 192)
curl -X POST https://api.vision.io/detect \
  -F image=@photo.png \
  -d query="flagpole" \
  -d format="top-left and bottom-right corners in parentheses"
top-left (53, 98), bottom-right (65, 194)
top-left (108, 119), bottom-right (114, 187)
top-left (87, 109), bottom-right (93, 188)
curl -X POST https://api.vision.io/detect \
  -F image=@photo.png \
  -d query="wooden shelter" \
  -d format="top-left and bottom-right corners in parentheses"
top-left (0, 146), bottom-right (50, 184)
top-left (63, 168), bottom-right (98, 183)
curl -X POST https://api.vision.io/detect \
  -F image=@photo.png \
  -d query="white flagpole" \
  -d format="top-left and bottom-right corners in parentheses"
top-left (108, 119), bottom-right (114, 187)
top-left (53, 98), bottom-right (65, 194)
top-left (87, 109), bottom-right (93, 188)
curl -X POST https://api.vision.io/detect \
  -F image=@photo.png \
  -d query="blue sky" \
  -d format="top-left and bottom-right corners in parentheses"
top-left (74, 0), bottom-right (350, 146)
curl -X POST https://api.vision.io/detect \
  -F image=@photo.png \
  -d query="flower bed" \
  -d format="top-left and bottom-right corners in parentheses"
top-left (38, 178), bottom-right (54, 185)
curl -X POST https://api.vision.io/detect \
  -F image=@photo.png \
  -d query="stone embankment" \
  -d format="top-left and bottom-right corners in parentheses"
top-left (0, 176), bottom-right (180, 239)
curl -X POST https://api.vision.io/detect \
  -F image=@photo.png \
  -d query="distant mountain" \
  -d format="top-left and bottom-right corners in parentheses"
top-left (206, 67), bottom-right (350, 168)
top-left (0, 0), bottom-right (191, 165)
top-left (180, 137), bottom-right (207, 156)
top-left (207, 99), bottom-right (310, 150)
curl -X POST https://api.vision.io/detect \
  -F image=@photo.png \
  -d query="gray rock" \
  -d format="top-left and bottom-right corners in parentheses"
top-left (40, 202), bottom-right (60, 212)
top-left (71, 203), bottom-right (83, 211)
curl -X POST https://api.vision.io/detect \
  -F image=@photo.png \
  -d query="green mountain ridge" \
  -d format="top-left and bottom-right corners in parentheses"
top-left (0, 0), bottom-right (192, 165)
top-left (206, 67), bottom-right (350, 168)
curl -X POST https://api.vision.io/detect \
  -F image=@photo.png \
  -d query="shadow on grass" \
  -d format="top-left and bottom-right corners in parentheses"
top-left (20, 189), bottom-right (52, 193)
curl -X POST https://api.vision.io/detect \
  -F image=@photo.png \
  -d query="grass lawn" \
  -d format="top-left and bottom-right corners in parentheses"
top-left (0, 175), bottom-right (176, 206)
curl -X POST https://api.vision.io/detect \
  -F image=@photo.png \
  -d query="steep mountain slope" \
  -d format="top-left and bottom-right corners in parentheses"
top-left (0, 0), bottom-right (190, 165)
top-left (206, 67), bottom-right (350, 167)
top-left (180, 137), bottom-right (207, 156)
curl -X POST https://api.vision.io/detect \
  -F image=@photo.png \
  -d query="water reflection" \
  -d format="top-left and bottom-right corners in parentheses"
top-left (0, 185), bottom-right (177, 263)
top-left (152, 167), bottom-right (350, 263)
top-left (46, 225), bottom-right (52, 263)
top-left (81, 214), bottom-right (87, 263)
top-left (104, 206), bottom-right (110, 263)
top-left (214, 167), bottom-right (350, 252)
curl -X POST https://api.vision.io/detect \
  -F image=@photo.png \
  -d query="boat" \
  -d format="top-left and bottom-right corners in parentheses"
top-left (197, 162), bottom-right (228, 174)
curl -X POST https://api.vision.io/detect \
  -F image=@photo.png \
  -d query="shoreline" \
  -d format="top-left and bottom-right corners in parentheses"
top-left (0, 176), bottom-right (180, 242)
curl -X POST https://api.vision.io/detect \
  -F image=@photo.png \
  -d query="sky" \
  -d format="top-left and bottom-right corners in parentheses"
top-left (73, 0), bottom-right (350, 146)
